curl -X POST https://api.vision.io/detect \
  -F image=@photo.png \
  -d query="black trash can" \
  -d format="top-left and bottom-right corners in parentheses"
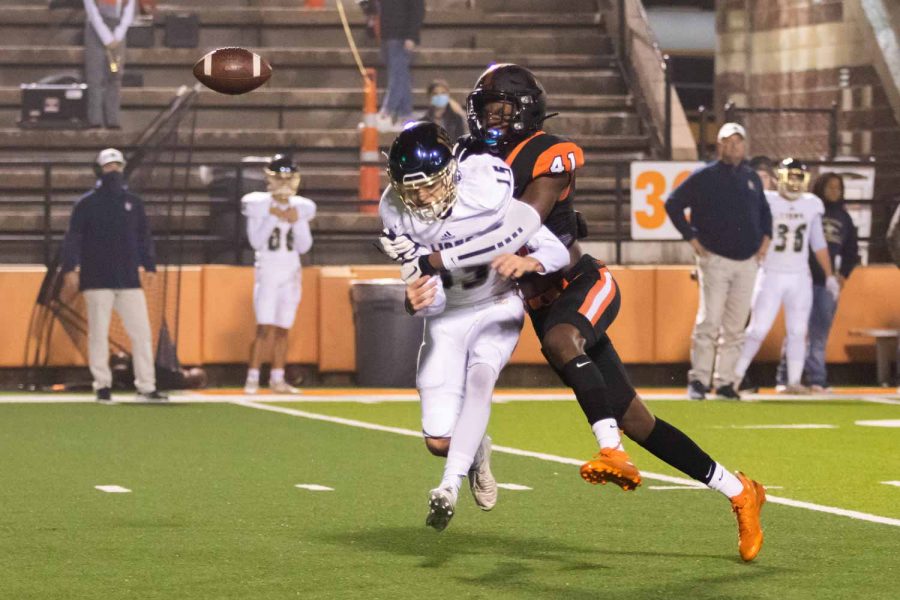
top-left (350, 279), bottom-right (425, 387)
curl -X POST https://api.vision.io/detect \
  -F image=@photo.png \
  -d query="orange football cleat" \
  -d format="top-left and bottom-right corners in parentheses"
top-left (579, 447), bottom-right (642, 491)
top-left (731, 471), bottom-right (766, 561)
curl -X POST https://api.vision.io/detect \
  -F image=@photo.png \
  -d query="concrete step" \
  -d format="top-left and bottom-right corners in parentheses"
top-left (0, 47), bottom-right (623, 93)
top-left (0, 127), bottom-right (649, 154)
top-left (478, 31), bottom-right (613, 55)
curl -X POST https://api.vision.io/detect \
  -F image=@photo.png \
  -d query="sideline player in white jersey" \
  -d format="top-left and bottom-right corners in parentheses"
top-left (241, 154), bottom-right (316, 394)
top-left (378, 122), bottom-right (569, 531)
top-left (733, 158), bottom-right (839, 393)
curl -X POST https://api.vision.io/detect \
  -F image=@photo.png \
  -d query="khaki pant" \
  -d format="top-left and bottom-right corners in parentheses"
top-left (690, 253), bottom-right (758, 388)
top-left (84, 288), bottom-right (155, 393)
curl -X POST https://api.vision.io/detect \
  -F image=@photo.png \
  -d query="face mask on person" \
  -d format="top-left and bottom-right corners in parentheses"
top-left (430, 94), bottom-right (450, 109)
top-left (100, 170), bottom-right (125, 194)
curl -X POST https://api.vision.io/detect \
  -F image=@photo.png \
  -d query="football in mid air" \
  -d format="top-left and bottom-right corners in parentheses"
top-left (192, 47), bottom-right (272, 95)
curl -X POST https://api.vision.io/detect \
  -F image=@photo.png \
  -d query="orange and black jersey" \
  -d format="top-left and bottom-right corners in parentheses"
top-left (503, 131), bottom-right (585, 247)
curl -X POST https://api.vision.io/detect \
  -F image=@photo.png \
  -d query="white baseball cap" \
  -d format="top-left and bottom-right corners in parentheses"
top-left (717, 122), bottom-right (746, 141)
top-left (96, 148), bottom-right (125, 167)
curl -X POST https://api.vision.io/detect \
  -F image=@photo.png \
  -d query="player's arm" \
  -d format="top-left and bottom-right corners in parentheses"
top-left (756, 180), bottom-right (773, 261)
top-left (242, 197), bottom-right (279, 251)
top-left (492, 225), bottom-right (569, 280)
top-left (809, 213), bottom-right (840, 299)
top-left (404, 275), bottom-right (446, 317)
top-left (292, 219), bottom-right (313, 255)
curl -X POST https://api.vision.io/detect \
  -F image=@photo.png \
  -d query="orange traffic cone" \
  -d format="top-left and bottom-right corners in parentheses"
top-left (305, 0), bottom-right (325, 8)
top-left (359, 68), bottom-right (381, 214)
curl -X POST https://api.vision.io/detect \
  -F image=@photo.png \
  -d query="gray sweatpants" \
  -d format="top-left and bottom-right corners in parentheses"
top-left (689, 253), bottom-right (758, 388)
top-left (84, 288), bottom-right (155, 393)
top-left (84, 15), bottom-right (125, 128)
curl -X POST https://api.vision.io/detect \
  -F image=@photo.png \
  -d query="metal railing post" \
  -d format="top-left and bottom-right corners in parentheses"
top-left (233, 165), bottom-right (243, 265)
top-left (829, 100), bottom-right (839, 159)
top-left (617, 0), bottom-right (626, 61)
top-left (698, 105), bottom-right (707, 160)
top-left (663, 54), bottom-right (672, 159)
top-left (43, 164), bottom-right (52, 267)
top-left (614, 163), bottom-right (624, 265)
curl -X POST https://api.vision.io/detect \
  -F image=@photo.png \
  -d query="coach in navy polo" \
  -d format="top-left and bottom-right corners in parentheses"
top-left (666, 123), bottom-right (773, 400)
top-left (61, 148), bottom-right (166, 403)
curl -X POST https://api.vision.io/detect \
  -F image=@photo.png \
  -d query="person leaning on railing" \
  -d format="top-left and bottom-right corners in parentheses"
top-left (665, 123), bottom-right (773, 401)
top-left (83, 0), bottom-right (136, 129)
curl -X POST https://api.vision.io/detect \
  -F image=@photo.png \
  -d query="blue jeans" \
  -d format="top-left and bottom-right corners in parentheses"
top-left (776, 284), bottom-right (837, 386)
top-left (380, 38), bottom-right (413, 118)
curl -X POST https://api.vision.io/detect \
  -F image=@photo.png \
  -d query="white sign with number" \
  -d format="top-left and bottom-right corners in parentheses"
top-left (630, 161), bottom-right (704, 240)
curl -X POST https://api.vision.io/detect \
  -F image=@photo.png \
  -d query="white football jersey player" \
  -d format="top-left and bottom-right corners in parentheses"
top-left (734, 189), bottom-right (829, 389)
top-left (242, 192), bottom-right (316, 330)
top-left (762, 190), bottom-right (825, 273)
top-left (381, 153), bottom-right (565, 311)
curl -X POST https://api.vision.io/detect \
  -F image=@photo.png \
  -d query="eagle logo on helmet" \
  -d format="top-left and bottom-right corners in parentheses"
top-left (265, 153), bottom-right (301, 202)
top-left (387, 121), bottom-right (459, 223)
top-left (776, 157), bottom-right (810, 201)
top-left (466, 63), bottom-right (552, 150)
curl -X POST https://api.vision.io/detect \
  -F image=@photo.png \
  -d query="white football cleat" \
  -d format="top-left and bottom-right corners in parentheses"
top-left (425, 486), bottom-right (457, 532)
top-left (468, 436), bottom-right (498, 511)
top-left (243, 378), bottom-right (259, 394)
top-left (270, 380), bottom-right (300, 394)
top-left (776, 383), bottom-right (810, 395)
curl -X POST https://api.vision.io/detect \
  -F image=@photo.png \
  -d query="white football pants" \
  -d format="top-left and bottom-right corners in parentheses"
top-left (734, 269), bottom-right (813, 385)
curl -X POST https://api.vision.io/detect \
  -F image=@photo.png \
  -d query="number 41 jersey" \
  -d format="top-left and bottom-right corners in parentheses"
top-left (763, 190), bottom-right (825, 273)
top-left (380, 153), bottom-right (519, 309)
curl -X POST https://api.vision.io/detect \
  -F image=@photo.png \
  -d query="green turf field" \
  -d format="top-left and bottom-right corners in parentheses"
top-left (1, 396), bottom-right (898, 599)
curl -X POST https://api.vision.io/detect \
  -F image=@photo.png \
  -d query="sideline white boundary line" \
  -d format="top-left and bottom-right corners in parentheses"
top-left (235, 399), bottom-right (900, 528)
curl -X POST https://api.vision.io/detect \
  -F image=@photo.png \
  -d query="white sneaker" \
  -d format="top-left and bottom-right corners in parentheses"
top-left (425, 486), bottom-right (457, 532)
top-left (270, 380), bottom-right (300, 394)
top-left (468, 436), bottom-right (497, 511)
top-left (244, 378), bottom-right (259, 394)
top-left (776, 383), bottom-right (810, 394)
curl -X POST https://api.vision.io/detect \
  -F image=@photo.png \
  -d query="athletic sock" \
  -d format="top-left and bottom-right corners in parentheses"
top-left (706, 462), bottom-right (745, 498)
top-left (561, 355), bottom-right (616, 424)
top-left (442, 363), bottom-right (495, 489)
top-left (438, 474), bottom-right (464, 498)
top-left (636, 418), bottom-right (715, 483)
top-left (470, 436), bottom-right (487, 470)
top-left (270, 368), bottom-right (284, 384)
top-left (591, 418), bottom-right (622, 450)
top-left (246, 368), bottom-right (260, 382)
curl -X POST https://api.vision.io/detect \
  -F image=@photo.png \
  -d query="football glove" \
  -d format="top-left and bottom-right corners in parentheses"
top-left (377, 229), bottom-right (424, 263)
top-left (825, 275), bottom-right (840, 301)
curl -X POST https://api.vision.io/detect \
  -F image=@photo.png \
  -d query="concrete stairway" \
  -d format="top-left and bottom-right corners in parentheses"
top-left (0, 0), bottom-right (651, 264)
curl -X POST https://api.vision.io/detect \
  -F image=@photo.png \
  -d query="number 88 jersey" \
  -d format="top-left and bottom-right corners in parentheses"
top-left (762, 190), bottom-right (825, 273)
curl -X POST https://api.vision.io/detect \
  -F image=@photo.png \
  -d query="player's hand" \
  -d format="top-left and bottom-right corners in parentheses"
top-left (403, 39), bottom-right (416, 52)
top-left (269, 205), bottom-right (284, 219)
top-left (825, 275), bottom-right (840, 301)
top-left (282, 207), bottom-right (299, 223)
top-left (406, 275), bottom-right (438, 312)
top-left (106, 40), bottom-right (120, 51)
top-left (690, 238), bottom-right (709, 258)
top-left (377, 230), bottom-right (423, 263)
top-left (63, 271), bottom-right (79, 294)
top-left (491, 254), bottom-right (544, 280)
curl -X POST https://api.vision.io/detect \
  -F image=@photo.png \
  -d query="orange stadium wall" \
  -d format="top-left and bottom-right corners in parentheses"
top-left (1, 265), bottom-right (898, 370)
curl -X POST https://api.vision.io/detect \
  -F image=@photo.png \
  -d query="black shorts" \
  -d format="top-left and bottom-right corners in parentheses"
top-left (528, 254), bottom-right (636, 418)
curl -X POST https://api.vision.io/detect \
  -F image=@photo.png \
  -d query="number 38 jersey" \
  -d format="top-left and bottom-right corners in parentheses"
top-left (242, 192), bottom-right (316, 270)
top-left (763, 190), bottom-right (825, 273)
top-left (380, 153), bottom-right (520, 309)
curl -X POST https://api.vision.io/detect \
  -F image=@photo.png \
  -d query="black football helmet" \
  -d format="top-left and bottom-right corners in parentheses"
top-left (776, 157), bottom-right (810, 200)
top-left (466, 63), bottom-right (548, 149)
top-left (265, 153), bottom-right (300, 200)
top-left (387, 121), bottom-right (459, 222)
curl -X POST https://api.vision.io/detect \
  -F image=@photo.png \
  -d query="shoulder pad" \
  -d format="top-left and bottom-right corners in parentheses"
top-left (241, 192), bottom-right (271, 216)
top-left (378, 187), bottom-right (405, 231)
top-left (290, 195), bottom-right (317, 220)
top-left (455, 154), bottom-right (514, 213)
top-left (508, 131), bottom-right (585, 180)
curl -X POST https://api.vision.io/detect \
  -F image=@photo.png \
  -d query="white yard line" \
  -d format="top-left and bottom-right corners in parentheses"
top-left (95, 485), bottom-right (131, 493)
top-left (295, 484), bottom-right (334, 491)
top-left (881, 481), bottom-right (900, 488)
top-left (235, 399), bottom-right (900, 528)
top-left (497, 483), bottom-right (533, 491)
top-left (712, 424), bottom-right (838, 430)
